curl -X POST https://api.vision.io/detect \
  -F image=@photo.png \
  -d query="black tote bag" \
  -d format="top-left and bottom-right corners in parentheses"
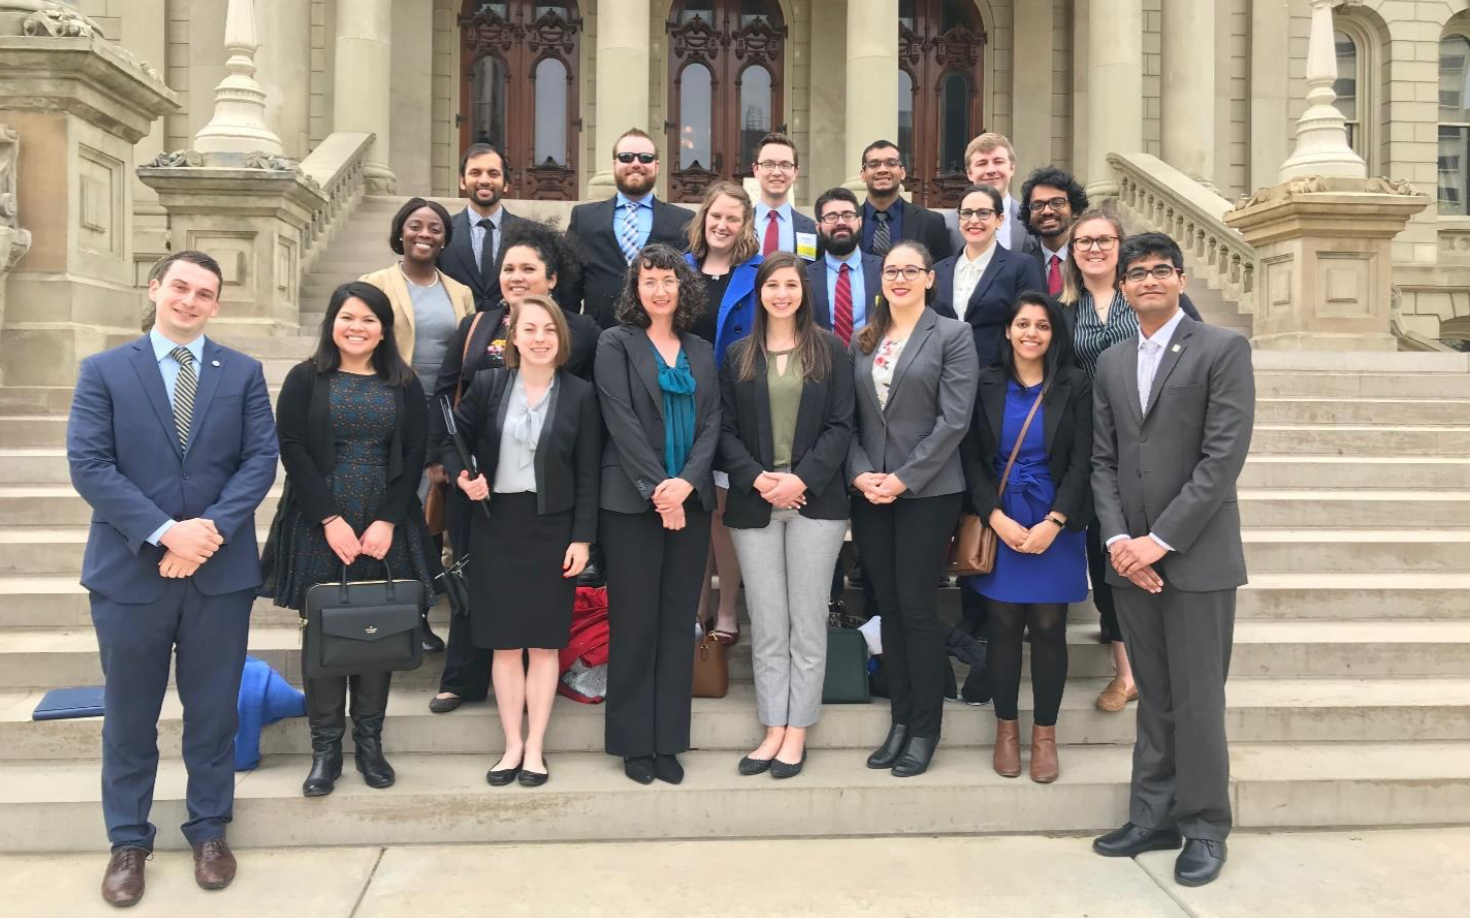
top-left (301, 562), bottom-right (425, 680)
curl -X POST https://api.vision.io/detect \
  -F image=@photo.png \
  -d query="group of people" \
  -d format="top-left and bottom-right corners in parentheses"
top-left (67, 127), bottom-right (1254, 907)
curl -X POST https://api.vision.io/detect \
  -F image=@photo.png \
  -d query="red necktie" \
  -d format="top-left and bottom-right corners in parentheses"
top-left (762, 211), bottom-right (781, 255)
top-left (833, 263), bottom-right (854, 345)
top-left (1047, 254), bottom-right (1063, 296)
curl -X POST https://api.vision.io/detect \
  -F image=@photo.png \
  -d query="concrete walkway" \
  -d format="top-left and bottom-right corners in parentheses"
top-left (1, 828), bottom-right (1466, 917)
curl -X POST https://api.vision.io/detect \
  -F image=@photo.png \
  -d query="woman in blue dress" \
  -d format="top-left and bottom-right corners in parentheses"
top-left (960, 291), bottom-right (1093, 784)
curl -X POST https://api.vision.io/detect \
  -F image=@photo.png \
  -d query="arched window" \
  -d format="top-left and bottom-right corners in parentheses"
top-left (1439, 34), bottom-right (1470, 215)
top-left (899, 0), bottom-right (986, 206)
top-left (1334, 30), bottom-right (1361, 155)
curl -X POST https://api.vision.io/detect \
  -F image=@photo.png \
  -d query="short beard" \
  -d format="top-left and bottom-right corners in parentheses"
top-left (615, 172), bottom-right (656, 197)
top-left (823, 232), bottom-right (859, 257)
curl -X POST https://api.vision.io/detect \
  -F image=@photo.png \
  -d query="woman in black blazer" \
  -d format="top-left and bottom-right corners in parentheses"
top-left (959, 291), bottom-right (1093, 784)
top-left (262, 282), bottom-right (441, 797)
top-left (445, 295), bottom-right (599, 788)
top-left (932, 183), bottom-right (1047, 367)
top-left (595, 243), bottom-right (722, 786)
top-left (718, 252), bottom-right (855, 778)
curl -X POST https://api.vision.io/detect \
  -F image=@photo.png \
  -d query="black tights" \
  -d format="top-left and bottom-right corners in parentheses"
top-left (988, 601), bottom-right (1068, 726)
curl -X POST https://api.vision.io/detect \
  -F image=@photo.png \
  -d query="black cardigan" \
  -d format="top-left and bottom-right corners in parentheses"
top-left (442, 368), bottom-right (601, 545)
top-left (274, 361), bottom-right (429, 527)
top-left (960, 364), bottom-right (1094, 532)
top-left (717, 333), bottom-right (855, 528)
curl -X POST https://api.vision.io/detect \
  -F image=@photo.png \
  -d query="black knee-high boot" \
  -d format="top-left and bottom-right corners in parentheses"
top-left (350, 671), bottom-right (395, 788)
top-left (302, 676), bottom-right (347, 797)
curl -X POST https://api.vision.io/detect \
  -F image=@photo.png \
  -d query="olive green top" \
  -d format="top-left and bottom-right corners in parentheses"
top-left (767, 348), bottom-right (803, 470)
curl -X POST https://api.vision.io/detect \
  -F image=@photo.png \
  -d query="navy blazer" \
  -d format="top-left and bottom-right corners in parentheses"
top-left (67, 336), bottom-right (278, 604)
top-left (932, 243), bottom-right (1047, 367)
top-left (806, 252), bottom-right (883, 332)
top-left (567, 196), bottom-right (693, 329)
top-left (437, 207), bottom-right (533, 311)
top-left (686, 251), bottom-right (763, 368)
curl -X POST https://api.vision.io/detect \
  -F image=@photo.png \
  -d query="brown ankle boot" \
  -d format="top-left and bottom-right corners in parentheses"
top-left (1030, 724), bottom-right (1059, 784)
top-left (993, 718), bottom-right (1021, 777)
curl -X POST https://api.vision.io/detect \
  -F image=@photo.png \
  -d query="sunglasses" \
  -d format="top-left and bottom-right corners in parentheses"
top-left (616, 152), bottom-right (658, 164)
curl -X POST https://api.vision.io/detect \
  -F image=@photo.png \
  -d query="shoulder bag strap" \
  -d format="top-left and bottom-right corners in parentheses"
top-left (995, 384), bottom-right (1048, 500)
top-left (452, 311), bottom-right (487, 407)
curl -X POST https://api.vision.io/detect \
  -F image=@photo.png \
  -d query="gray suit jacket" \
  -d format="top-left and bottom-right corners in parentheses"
top-left (1090, 315), bottom-right (1255, 592)
top-left (848, 308), bottom-right (978, 498)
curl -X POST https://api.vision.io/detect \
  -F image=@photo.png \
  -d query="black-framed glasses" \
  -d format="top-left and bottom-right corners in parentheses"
top-left (881, 265), bottom-right (928, 281)
top-left (957, 208), bottom-right (997, 223)
top-left (616, 152), bottom-right (658, 164)
top-left (756, 160), bottom-right (797, 172)
top-left (1028, 197), bottom-right (1070, 213)
top-left (817, 210), bottom-right (861, 225)
top-left (863, 157), bottom-right (903, 170)
top-left (1122, 264), bottom-right (1182, 283)
top-left (1073, 235), bottom-right (1119, 251)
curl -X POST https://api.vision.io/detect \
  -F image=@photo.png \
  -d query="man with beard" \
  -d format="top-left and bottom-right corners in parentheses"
top-left (857, 140), bottom-right (953, 261)
top-left (945, 133), bottom-right (1036, 256)
top-left (438, 143), bottom-right (531, 311)
top-left (1018, 166), bottom-right (1089, 297)
top-left (751, 132), bottom-right (820, 260)
top-left (567, 128), bottom-right (694, 328)
top-left (806, 186), bottom-right (880, 342)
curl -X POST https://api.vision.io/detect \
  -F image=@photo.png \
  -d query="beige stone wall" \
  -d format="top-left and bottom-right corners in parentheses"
top-left (1142, 0), bottom-right (1161, 159)
top-left (431, 0), bottom-right (457, 197)
top-left (1220, 0), bottom-right (1249, 198)
top-left (806, 0), bottom-right (847, 195)
top-left (986, 0), bottom-right (1013, 141)
top-left (390, 0), bottom-right (435, 193)
top-left (1050, 0), bottom-right (1072, 171)
top-left (310, 0), bottom-right (332, 148)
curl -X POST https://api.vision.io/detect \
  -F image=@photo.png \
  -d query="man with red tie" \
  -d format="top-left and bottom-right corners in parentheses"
top-left (1018, 166), bottom-right (1089, 297)
top-left (805, 187), bottom-right (882, 345)
top-left (752, 132), bottom-right (821, 262)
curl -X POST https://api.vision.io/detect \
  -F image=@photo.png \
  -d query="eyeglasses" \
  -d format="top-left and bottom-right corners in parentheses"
top-left (616, 152), bottom-right (658, 164)
top-left (881, 265), bottom-right (928, 282)
top-left (639, 277), bottom-right (680, 290)
top-left (756, 160), bottom-right (797, 173)
top-left (1073, 235), bottom-right (1118, 251)
top-left (1122, 264), bottom-right (1182, 283)
top-left (957, 208), bottom-right (997, 223)
top-left (863, 158), bottom-right (903, 170)
top-left (818, 210), bottom-right (861, 225)
top-left (1028, 197), bottom-right (1070, 213)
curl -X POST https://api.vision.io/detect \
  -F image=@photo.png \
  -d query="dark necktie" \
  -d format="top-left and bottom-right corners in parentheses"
top-left (171, 346), bottom-right (197, 450)
top-left (762, 211), bottom-right (781, 255)
top-left (478, 218), bottom-right (495, 283)
top-left (833, 263), bottom-right (854, 345)
top-left (871, 211), bottom-right (892, 257)
top-left (1047, 254), bottom-right (1063, 296)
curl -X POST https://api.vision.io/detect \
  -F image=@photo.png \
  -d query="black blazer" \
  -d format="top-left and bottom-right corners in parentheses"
top-left (594, 325), bottom-right (720, 513)
top-left (567, 197), bottom-right (693, 329)
top-left (273, 362), bottom-right (428, 527)
top-left (717, 333), bottom-right (855, 528)
top-left (960, 364), bottom-right (1094, 532)
top-left (806, 252), bottom-right (883, 331)
top-left (437, 207), bottom-right (533, 311)
top-left (932, 243), bottom-right (1047, 367)
top-left (442, 368), bottom-right (600, 545)
top-left (861, 198), bottom-right (954, 261)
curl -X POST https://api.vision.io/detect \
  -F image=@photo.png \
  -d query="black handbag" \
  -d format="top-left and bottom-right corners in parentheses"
top-left (822, 627), bottom-right (871, 704)
top-left (301, 562), bottom-right (425, 680)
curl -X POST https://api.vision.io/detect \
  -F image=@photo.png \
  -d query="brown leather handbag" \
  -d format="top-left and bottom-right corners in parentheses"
top-left (425, 312), bottom-right (488, 536)
top-left (692, 628), bottom-right (729, 698)
top-left (947, 385), bottom-right (1047, 577)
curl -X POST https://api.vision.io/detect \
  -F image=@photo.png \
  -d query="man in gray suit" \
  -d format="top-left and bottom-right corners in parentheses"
top-left (1088, 232), bottom-right (1254, 888)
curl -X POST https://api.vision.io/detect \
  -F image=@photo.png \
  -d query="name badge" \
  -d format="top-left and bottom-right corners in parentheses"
top-left (796, 232), bottom-right (818, 261)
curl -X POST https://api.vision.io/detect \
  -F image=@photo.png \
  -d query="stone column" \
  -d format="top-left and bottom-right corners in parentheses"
top-left (194, 0), bottom-right (284, 156)
top-left (843, 0), bottom-right (899, 191)
top-left (1085, 0), bottom-right (1142, 199)
top-left (1011, 0), bottom-right (1055, 181)
top-left (1162, 0), bottom-right (1215, 187)
top-left (1248, 0), bottom-right (1291, 190)
top-left (1278, 0), bottom-right (1364, 180)
top-left (334, 0), bottom-right (395, 192)
top-left (587, 0), bottom-right (651, 194)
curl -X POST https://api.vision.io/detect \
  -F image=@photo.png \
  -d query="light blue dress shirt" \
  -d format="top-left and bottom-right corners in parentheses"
top-left (823, 250), bottom-right (868, 332)
top-left (614, 191), bottom-right (655, 252)
top-left (146, 329), bottom-right (207, 546)
top-left (754, 201), bottom-right (795, 253)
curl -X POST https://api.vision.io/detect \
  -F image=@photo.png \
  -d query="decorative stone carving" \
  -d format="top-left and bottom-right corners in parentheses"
top-left (0, 122), bottom-right (31, 273)
top-left (148, 149), bottom-right (205, 168)
top-left (1233, 175), bottom-right (1422, 211)
top-left (20, 8), bottom-right (97, 39)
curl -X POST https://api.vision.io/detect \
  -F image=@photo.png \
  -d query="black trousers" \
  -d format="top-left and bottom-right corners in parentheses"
top-left (1087, 521), bottom-right (1123, 643)
top-left (601, 503), bottom-right (712, 757)
top-left (438, 609), bottom-right (491, 700)
top-left (850, 492), bottom-right (961, 739)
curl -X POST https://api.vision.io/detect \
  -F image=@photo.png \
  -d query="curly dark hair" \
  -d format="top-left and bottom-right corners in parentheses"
top-left (614, 242), bottom-right (708, 332)
top-left (493, 218), bottom-right (584, 295)
top-left (1017, 166), bottom-right (1089, 235)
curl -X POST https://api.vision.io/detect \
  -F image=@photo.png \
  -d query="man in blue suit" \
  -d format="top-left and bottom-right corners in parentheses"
top-left (67, 250), bottom-right (278, 907)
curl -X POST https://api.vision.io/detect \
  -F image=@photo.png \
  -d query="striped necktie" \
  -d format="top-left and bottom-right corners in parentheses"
top-left (171, 346), bottom-right (197, 450)
top-left (619, 201), bottom-right (641, 264)
top-left (871, 210), bottom-right (892, 257)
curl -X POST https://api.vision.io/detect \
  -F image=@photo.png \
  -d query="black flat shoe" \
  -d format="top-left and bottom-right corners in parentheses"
top-left (738, 755), bottom-right (773, 776)
top-left (1092, 822), bottom-right (1184, 858)
top-left (1174, 838), bottom-right (1227, 886)
top-left (890, 735), bottom-right (938, 778)
top-left (518, 761), bottom-right (549, 787)
top-left (770, 752), bottom-right (805, 779)
top-left (421, 626), bottom-right (445, 654)
top-left (624, 756), bottom-right (655, 785)
top-left (866, 723), bottom-right (909, 769)
top-left (486, 757), bottom-right (523, 787)
top-left (428, 694), bottom-right (462, 714)
top-left (653, 754), bottom-right (684, 785)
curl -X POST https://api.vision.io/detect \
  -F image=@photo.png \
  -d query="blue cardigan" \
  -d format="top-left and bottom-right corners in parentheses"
top-left (686, 252), bottom-right (763, 367)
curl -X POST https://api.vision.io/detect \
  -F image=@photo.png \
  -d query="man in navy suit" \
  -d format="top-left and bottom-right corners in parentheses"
top-left (437, 143), bottom-right (531, 311)
top-left (858, 140), bottom-right (953, 261)
top-left (806, 186), bottom-right (881, 342)
top-left (67, 251), bottom-right (277, 907)
top-left (752, 131), bottom-right (820, 261)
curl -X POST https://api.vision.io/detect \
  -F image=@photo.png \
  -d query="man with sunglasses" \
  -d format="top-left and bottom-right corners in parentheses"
top-left (567, 128), bottom-right (693, 328)
top-left (1090, 232), bottom-right (1254, 888)
top-left (1018, 166), bottom-right (1089, 296)
top-left (752, 132), bottom-right (821, 260)
top-left (857, 140), bottom-right (952, 261)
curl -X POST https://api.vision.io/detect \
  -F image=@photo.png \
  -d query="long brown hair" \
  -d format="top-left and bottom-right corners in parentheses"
top-left (1061, 207), bottom-right (1126, 307)
top-left (858, 241), bottom-right (935, 354)
top-left (732, 252), bottom-right (832, 384)
top-left (686, 181), bottom-right (759, 264)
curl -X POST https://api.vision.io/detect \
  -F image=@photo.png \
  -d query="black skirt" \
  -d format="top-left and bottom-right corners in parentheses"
top-left (467, 491), bottom-right (576, 649)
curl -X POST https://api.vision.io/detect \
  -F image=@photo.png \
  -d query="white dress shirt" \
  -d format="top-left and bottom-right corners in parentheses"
top-left (999, 194), bottom-right (1023, 250)
top-left (952, 242), bottom-right (998, 321)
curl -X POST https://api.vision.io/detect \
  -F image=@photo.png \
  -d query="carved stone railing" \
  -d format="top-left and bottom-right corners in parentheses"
top-left (1108, 152), bottom-right (1256, 315)
top-left (299, 131), bottom-right (373, 271)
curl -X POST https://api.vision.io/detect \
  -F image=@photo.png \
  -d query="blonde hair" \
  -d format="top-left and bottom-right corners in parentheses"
top-left (504, 295), bottom-right (571, 369)
top-left (1060, 207), bottom-right (1126, 307)
top-left (686, 181), bottom-right (759, 264)
top-left (964, 132), bottom-right (1016, 172)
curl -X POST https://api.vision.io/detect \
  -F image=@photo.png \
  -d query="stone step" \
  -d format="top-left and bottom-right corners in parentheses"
top-left (1255, 397), bottom-right (1470, 427)
top-left (3, 741), bottom-right (1466, 851)
top-left (1252, 371), bottom-right (1470, 399)
top-left (1249, 425), bottom-right (1470, 457)
top-left (0, 485), bottom-right (288, 526)
top-left (0, 449), bottom-right (289, 485)
top-left (1238, 456), bottom-right (1470, 490)
top-left (3, 619), bottom-right (1466, 691)
top-left (4, 678), bottom-right (1467, 763)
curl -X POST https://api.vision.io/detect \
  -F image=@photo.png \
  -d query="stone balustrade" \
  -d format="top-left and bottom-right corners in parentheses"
top-left (299, 131), bottom-right (373, 272)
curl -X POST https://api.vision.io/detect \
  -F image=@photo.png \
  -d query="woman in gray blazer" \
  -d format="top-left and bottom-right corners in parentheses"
top-left (850, 241), bottom-right (979, 778)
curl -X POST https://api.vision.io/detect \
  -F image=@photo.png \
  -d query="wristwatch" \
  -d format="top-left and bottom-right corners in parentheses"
top-left (1044, 516), bottom-right (1064, 528)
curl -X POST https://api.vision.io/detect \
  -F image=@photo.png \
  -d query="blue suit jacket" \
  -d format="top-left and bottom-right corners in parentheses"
top-left (67, 336), bottom-right (278, 604)
top-left (806, 252), bottom-right (883, 332)
top-left (685, 252), bottom-right (763, 368)
top-left (932, 244), bottom-right (1047, 367)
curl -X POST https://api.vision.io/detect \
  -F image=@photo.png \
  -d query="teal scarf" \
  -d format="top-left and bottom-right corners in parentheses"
top-left (651, 341), bottom-right (696, 479)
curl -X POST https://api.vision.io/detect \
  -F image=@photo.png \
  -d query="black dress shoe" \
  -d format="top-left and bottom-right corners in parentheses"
top-left (771, 752), bottom-right (805, 779)
top-left (654, 754), bottom-right (684, 785)
top-left (624, 756), bottom-right (655, 785)
top-left (738, 755), bottom-right (773, 776)
top-left (421, 625), bottom-right (446, 654)
top-left (428, 694), bottom-right (462, 714)
top-left (577, 559), bottom-right (606, 588)
top-left (1092, 822), bottom-right (1184, 858)
top-left (518, 760), bottom-right (549, 787)
top-left (1175, 838), bottom-right (1227, 886)
top-left (486, 756), bottom-right (523, 786)
top-left (866, 723), bottom-right (909, 769)
top-left (890, 734), bottom-right (938, 778)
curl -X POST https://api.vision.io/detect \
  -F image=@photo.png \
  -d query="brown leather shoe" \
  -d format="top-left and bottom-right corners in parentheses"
top-left (1030, 723), bottom-right (1059, 784)
top-left (101, 846), bottom-right (148, 907)
top-left (192, 837), bottom-right (237, 890)
top-left (1096, 677), bottom-right (1138, 713)
top-left (993, 718), bottom-right (1021, 777)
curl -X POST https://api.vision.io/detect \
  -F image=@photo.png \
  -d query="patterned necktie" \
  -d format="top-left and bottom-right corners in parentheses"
top-left (871, 211), bottom-right (892, 257)
top-left (833, 263), bottom-right (854, 346)
top-left (478, 218), bottom-right (495, 283)
top-left (171, 346), bottom-right (197, 450)
top-left (1047, 254), bottom-right (1063, 296)
top-left (1138, 340), bottom-right (1160, 414)
top-left (619, 201), bottom-right (641, 265)
top-left (762, 211), bottom-right (781, 255)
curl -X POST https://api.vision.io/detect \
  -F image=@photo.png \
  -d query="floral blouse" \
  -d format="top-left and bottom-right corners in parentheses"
top-left (871, 336), bottom-right (910, 408)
